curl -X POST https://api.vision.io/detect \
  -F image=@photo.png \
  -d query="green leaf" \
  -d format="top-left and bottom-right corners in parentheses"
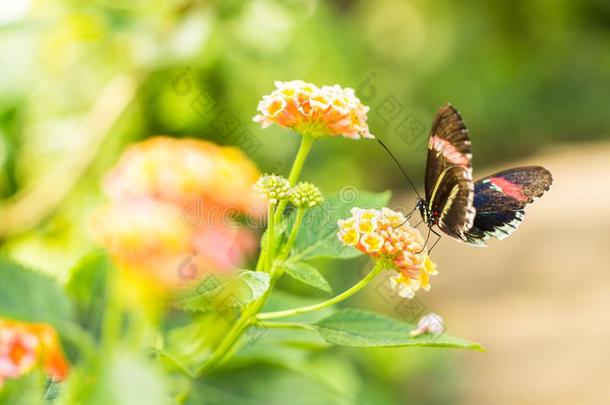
top-left (66, 251), bottom-right (111, 337)
top-left (231, 326), bottom-right (329, 369)
top-left (176, 270), bottom-right (270, 312)
top-left (285, 261), bottom-right (333, 294)
top-left (292, 190), bottom-right (391, 260)
top-left (314, 309), bottom-right (484, 351)
top-left (0, 257), bottom-right (74, 331)
top-left (75, 350), bottom-right (171, 405)
top-left (0, 370), bottom-right (46, 405)
top-left (231, 291), bottom-right (336, 368)
top-left (299, 355), bottom-right (362, 401)
top-left (102, 352), bottom-right (171, 405)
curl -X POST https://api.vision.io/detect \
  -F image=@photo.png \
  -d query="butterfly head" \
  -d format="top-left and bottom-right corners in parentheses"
top-left (416, 198), bottom-right (427, 221)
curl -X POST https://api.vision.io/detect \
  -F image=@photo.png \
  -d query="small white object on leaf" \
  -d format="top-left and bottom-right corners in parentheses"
top-left (410, 313), bottom-right (445, 337)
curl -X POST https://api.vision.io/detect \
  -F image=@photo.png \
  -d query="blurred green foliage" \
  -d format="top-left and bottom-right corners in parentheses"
top-left (0, 0), bottom-right (608, 403)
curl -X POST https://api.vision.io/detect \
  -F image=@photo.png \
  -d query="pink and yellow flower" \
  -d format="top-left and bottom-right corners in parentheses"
top-left (253, 80), bottom-right (374, 140)
top-left (337, 207), bottom-right (438, 298)
top-left (102, 137), bottom-right (261, 212)
top-left (92, 137), bottom-right (262, 288)
top-left (0, 319), bottom-right (69, 387)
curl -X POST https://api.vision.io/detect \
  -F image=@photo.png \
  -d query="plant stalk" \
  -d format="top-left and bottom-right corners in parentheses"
top-left (196, 137), bottom-right (315, 376)
top-left (274, 135), bottom-right (314, 224)
top-left (257, 262), bottom-right (384, 320)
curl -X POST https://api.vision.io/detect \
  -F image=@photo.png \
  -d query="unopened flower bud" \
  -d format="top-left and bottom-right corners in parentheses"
top-left (254, 174), bottom-right (292, 205)
top-left (290, 182), bottom-right (323, 208)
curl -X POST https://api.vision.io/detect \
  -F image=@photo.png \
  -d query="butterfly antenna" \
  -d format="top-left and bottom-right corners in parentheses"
top-left (376, 138), bottom-right (422, 199)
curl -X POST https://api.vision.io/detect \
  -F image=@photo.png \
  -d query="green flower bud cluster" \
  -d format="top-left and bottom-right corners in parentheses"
top-left (254, 175), bottom-right (323, 208)
top-left (290, 182), bottom-right (323, 208)
top-left (254, 174), bottom-right (292, 205)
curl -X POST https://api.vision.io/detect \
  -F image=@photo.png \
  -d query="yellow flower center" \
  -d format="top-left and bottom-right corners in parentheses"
top-left (339, 228), bottom-right (359, 246)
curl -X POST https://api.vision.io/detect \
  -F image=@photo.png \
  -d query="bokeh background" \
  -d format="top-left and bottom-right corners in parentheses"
top-left (1, 0), bottom-right (609, 404)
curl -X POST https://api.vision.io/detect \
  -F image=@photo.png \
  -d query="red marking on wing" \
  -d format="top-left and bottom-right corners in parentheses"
top-left (489, 177), bottom-right (526, 201)
top-left (428, 136), bottom-right (469, 167)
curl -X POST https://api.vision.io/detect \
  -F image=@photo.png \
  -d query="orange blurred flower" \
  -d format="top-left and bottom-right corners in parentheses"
top-left (253, 80), bottom-right (374, 140)
top-left (103, 137), bottom-right (260, 211)
top-left (92, 137), bottom-right (262, 288)
top-left (337, 208), bottom-right (438, 298)
top-left (0, 319), bottom-right (69, 387)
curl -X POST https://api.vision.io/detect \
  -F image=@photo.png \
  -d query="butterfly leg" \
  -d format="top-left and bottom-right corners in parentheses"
top-left (405, 206), bottom-right (417, 220)
top-left (418, 226), bottom-right (441, 254)
top-left (427, 228), bottom-right (442, 254)
top-left (396, 206), bottom-right (418, 227)
top-left (417, 226), bottom-right (432, 253)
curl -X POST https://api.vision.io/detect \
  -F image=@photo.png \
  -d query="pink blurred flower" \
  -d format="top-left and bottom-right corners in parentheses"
top-left (92, 137), bottom-right (262, 288)
top-left (0, 319), bottom-right (69, 387)
top-left (103, 137), bottom-right (260, 211)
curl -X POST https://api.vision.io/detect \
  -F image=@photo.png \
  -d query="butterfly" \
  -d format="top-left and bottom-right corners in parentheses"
top-left (379, 104), bottom-right (553, 249)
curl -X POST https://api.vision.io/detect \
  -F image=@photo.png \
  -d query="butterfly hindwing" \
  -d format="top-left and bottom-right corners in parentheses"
top-left (424, 104), bottom-right (475, 241)
top-left (464, 166), bottom-right (553, 245)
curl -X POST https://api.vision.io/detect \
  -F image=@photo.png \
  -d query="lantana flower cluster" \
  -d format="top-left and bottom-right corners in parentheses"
top-left (253, 80), bottom-right (374, 140)
top-left (337, 207), bottom-right (438, 298)
top-left (254, 175), bottom-right (323, 209)
top-left (92, 137), bottom-right (262, 288)
top-left (0, 319), bottom-right (69, 387)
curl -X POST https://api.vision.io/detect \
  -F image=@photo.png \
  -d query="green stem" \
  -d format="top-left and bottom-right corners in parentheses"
top-left (196, 135), bottom-right (315, 376)
top-left (257, 262), bottom-right (384, 320)
top-left (288, 135), bottom-right (314, 185)
top-left (265, 203), bottom-right (276, 271)
top-left (257, 321), bottom-right (317, 332)
top-left (151, 349), bottom-right (196, 379)
top-left (281, 207), bottom-right (304, 258)
top-left (255, 248), bottom-right (266, 271)
top-left (195, 277), bottom-right (272, 376)
top-left (196, 312), bottom-right (251, 376)
top-left (101, 264), bottom-right (122, 353)
top-left (274, 135), bottom-right (314, 224)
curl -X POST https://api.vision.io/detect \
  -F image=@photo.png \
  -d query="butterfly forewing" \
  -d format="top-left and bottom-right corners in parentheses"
top-left (464, 166), bottom-right (553, 245)
top-left (424, 104), bottom-right (472, 200)
top-left (424, 104), bottom-right (475, 240)
top-left (429, 166), bottom-right (476, 240)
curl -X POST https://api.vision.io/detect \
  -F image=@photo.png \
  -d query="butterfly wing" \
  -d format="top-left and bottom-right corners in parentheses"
top-left (429, 166), bottom-right (476, 240)
top-left (425, 104), bottom-right (475, 240)
top-left (464, 166), bottom-right (553, 246)
top-left (424, 104), bottom-right (472, 199)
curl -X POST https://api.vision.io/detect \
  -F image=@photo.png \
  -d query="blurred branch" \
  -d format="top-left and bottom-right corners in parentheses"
top-left (256, 321), bottom-right (317, 332)
top-left (0, 75), bottom-right (138, 237)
